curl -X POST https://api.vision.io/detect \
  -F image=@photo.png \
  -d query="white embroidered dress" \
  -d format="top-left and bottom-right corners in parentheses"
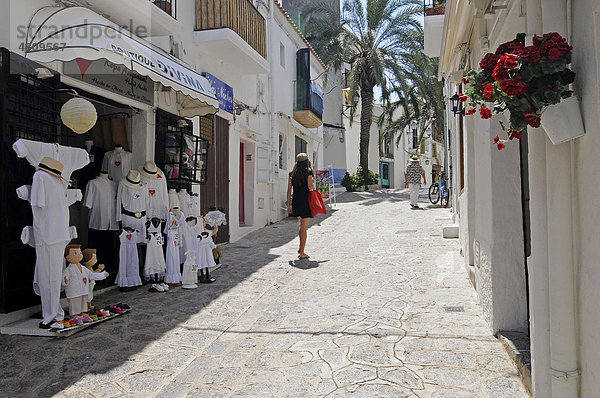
top-left (164, 211), bottom-right (184, 284)
top-left (197, 231), bottom-right (217, 269)
top-left (116, 230), bottom-right (142, 287)
top-left (144, 222), bottom-right (166, 278)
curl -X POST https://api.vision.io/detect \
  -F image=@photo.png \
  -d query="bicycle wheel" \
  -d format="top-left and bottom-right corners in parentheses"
top-left (441, 189), bottom-right (449, 207)
top-left (429, 184), bottom-right (440, 204)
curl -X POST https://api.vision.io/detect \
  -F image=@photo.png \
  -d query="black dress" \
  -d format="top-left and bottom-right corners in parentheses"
top-left (290, 171), bottom-right (314, 218)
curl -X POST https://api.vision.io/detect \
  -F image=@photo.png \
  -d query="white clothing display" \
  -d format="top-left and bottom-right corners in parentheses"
top-left (144, 222), bottom-right (166, 278)
top-left (36, 243), bottom-right (66, 324)
top-left (178, 190), bottom-right (199, 218)
top-left (31, 171), bottom-right (73, 246)
top-left (164, 211), bottom-right (184, 284)
top-left (101, 148), bottom-right (133, 183)
top-left (168, 189), bottom-right (180, 210)
top-left (116, 182), bottom-right (148, 244)
top-left (18, 184), bottom-right (82, 207)
top-left (12, 139), bottom-right (90, 181)
top-left (63, 263), bottom-right (107, 299)
top-left (181, 250), bottom-right (198, 289)
top-left (84, 177), bottom-right (119, 230)
top-left (204, 210), bottom-right (227, 227)
top-left (181, 218), bottom-right (203, 262)
top-left (140, 171), bottom-right (169, 220)
top-left (21, 225), bottom-right (78, 248)
top-left (197, 231), bottom-right (217, 269)
top-left (116, 230), bottom-right (142, 287)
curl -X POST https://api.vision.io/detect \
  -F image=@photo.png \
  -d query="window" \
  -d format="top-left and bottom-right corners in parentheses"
top-left (278, 134), bottom-right (285, 169)
top-left (280, 42), bottom-right (285, 68)
top-left (295, 135), bottom-right (307, 155)
top-left (257, 146), bottom-right (269, 183)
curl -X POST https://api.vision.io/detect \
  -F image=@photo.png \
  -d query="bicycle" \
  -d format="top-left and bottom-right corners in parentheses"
top-left (428, 172), bottom-right (449, 207)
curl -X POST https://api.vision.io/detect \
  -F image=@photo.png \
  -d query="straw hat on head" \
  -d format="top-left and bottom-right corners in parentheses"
top-left (139, 161), bottom-right (161, 179)
top-left (410, 154), bottom-right (420, 162)
top-left (122, 170), bottom-right (143, 190)
top-left (38, 157), bottom-right (64, 178)
top-left (296, 153), bottom-right (308, 163)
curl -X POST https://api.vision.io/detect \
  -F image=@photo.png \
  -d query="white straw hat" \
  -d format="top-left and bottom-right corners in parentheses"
top-left (121, 170), bottom-right (143, 190)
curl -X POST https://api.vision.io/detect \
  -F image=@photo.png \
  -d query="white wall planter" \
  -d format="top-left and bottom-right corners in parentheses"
top-left (541, 97), bottom-right (585, 145)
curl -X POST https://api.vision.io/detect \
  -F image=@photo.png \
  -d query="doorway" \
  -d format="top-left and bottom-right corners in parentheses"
top-left (379, 161), bottom-right (390, 188)
top-left (239, 142), bottom-right (245, 225)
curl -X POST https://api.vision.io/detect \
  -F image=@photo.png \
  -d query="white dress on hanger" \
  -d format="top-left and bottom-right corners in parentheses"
top-left (197, 231), bottom-right (217, 269)
top-left (164, 211), bottom-right (184, 284)
top-left (144, 222), bottom-right (166, 279)
top-left (116, 230), bottom-right (142, 287)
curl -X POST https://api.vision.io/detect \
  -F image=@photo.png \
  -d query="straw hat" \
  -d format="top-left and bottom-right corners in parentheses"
top-left (38, 157), bottom-right (64, 178)
top-left (410, 155), bottom-right (420, 162)
top-left (296, 153), bottom-right (308, 162)
top-left (138, 161), bottom-right (161, 179)
top-left (121, 170), bottom-right (143, 190)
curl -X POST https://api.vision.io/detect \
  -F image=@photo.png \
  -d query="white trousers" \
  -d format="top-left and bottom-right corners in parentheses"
top-left (409, 183), bottom-right (420, 206)
top-left (35, 243), bottom-right (66, 324)
top-left (69, 295), bottom-right (87, 317)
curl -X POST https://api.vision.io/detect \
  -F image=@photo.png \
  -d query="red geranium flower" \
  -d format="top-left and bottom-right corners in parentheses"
top-left (495, 41), bottom-right (525, 56)
top-left (483, 83), bottom-right (495, 100)
top-left (498, 77), bottom-right (529, 96)
top-left (547, 47), bottom-right (561, 61)
top-left (492, 54), bottom-right (519, 81)
top-left (465, 108), bottom-right (476, 115)
top-left (497, 142), bottom-right (506, 150)
top-left (462, 77), bottom-right (470, 85)
top-left (480, 107), bottom-right (493, 119)
top-left (519, 46), bottom-right (541, 63)
top-left (493, 135), bottom-right (500, 144)
top-left (508, 129), bottom-right (523, 140)
top-left (480, 53), bottom-right (500, 73)
top-left (523, 108), bottom-right (541, 128)
top-left (459, 94), bottom-right (468, 102)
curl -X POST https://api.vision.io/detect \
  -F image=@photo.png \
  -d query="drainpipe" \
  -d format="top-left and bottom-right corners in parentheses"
top-left (540, 0), bottom-right (580, 395)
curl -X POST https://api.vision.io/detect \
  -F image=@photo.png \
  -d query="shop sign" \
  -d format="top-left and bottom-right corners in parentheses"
top-left (63, 59), bottom-right (154, 106)
top-left (205, 73), bottom-right (233, 114)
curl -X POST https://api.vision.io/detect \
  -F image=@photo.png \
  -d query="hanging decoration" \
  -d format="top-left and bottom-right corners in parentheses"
top-left (60, 97), bottom-right (98, 134)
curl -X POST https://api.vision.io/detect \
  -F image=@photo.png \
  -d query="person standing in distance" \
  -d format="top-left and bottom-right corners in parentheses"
top-left (286, 153), bottom-right (315, 259)
top-left (405, 155), bottom-right (427, 209)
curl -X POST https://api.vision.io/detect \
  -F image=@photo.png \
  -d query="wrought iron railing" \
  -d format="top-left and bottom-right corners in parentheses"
top-left (294, 81), bottom-right (324, 121)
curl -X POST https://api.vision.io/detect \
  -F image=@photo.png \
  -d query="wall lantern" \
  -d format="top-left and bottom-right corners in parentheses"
top-left (60, 97), bottom-right (98, 134)
top-left (449, 93), bottom-right (464, 116)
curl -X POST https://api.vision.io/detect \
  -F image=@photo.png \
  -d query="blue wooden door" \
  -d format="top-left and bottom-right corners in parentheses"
top-left (379, 162), bottom-right (390, 188)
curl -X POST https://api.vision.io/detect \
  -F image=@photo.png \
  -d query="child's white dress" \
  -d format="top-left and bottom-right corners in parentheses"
top-left (116, 230), bottom-right (142, 287)
top-left (182, 218), bottom-right (203, 263)
top-left (164, 211), bottom-right (184, 284)
top-left (197, 231), bottom-right (217, 269)
top-left (144, 222), bottom-right (166, 279)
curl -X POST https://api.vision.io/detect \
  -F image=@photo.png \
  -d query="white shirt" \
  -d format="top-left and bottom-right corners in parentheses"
top-left (116, 183), bottom-right (149, 222)
top-left (141, 171), bottom-right (169, 220)
top-left (13, 139), bottom-right (90, 181)
top-left (30, 170), bottom-right (71, 246)
top-left (63, 263), bottom-right (106, 299)
top-left (101, 149), bottom-right (133, 183)
top-left (178, 191), bottom-right (200, 218)
top-left (84, 177), bottom-right (119, 230)
top-left (17, 185), bottom-right (82, 206)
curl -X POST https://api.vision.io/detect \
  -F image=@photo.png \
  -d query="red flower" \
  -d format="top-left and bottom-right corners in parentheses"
top-left (493, 135), bottom-right (500, 144)
top-left (495, 41), bottom-right (525, 56)
top-left (508, 129), bottom-right (523, 140)
top-left (497, 142), bottom-right (506, 150)
top-left (519, 46), bottom-right (541, 63)
top-left (523, 108), bottom-right (541, 128)
top-left (459, 94), bottom-right (468, 102)
top-left (498, 76), bottom-right (529, 96)
top-left (465, 108), bottom-right (476, 115)
top-left (492, 54), bottom-right (519, 81)
top-left (548, 47), bottom-right (561, 61)
top-left (483, 83), bottom-right (495, 100)
top-left (480, 107), bottom-right (493, 119)
top-left (480, 53), bottom-right (500, 73)
top-left (462, 77), bottom-right (470, 85)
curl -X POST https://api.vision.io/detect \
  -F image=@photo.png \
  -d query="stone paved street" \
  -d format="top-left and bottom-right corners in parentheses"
top-left (0, 189), bottom-right (529, 397)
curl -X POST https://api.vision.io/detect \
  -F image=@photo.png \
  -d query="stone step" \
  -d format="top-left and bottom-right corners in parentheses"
top-left (442, 224), bottom-right (459, 239)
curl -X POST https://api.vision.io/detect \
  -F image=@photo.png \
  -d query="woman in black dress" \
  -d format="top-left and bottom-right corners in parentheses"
top-left (286, 153), bottom-right (315, 259)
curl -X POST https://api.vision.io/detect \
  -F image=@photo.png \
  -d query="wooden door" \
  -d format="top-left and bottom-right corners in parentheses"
top-left (239, 142), bottom-right (245, 225)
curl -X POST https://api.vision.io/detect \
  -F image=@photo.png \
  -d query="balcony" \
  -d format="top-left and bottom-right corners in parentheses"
top-left (424, 0), bottom-right (445, 57)
top-left (151, 0), bottom-right (177, 19)
top-left (294, 82), bottom-right (324, 129)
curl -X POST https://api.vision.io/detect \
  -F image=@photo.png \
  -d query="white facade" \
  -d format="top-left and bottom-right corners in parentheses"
top-left (435, 0), bottom-right (600, 396)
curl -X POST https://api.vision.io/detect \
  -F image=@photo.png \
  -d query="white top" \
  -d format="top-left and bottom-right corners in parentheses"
top-left (178, 190), bottom-right (200, 218)
top-left (140, 171), bottom-right (169, 220)
top-left (116, 181), bottom-right (149, 222)
top-left (102, 149), bottom-right (133, 183)
top-left (12, 139), bottom-right (90, 181)
top-left (84, 177), bottom-right (119, 230)
top-left (30, 170), bottom-right (71, 246)
top-left (21, 225), bottom-right (78, 248)
top-left (17, 184), bottom-right (82, 206)
top-left (63, 263), bottom-right (107, 299)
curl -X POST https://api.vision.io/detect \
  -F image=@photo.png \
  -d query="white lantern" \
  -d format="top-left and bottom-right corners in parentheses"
top-left (60, 97), bottom-right (97, 134)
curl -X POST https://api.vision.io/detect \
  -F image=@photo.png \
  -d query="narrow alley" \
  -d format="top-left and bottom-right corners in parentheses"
top-left (0, 189), bottom-right (529, 397)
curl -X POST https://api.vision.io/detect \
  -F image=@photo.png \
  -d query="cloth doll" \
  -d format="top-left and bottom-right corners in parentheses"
top-left (63, 244), bottom-right (108, 317)
top-left (197, 225), bottom-right (218, 283)
top-left (82, 248), bottom-right (105, 311)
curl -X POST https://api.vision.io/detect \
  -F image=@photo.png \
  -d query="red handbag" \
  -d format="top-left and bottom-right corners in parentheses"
top-left (309, 190), bottom-right (327, 217)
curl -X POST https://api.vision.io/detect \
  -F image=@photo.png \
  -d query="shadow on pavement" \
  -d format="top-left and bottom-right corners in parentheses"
top-left (288, 259), bottom-right (329, 270)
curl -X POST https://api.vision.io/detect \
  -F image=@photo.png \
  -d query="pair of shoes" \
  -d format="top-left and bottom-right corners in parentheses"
top-left (116, 303), bottom-right (131, 311)
top-left (199, 276), bottom-right (216, 284)
top-left (110, 305), bottom-right (126, 314)
top-left (159, 283), bottom-right (169, 291)
top-left (59, 321), bottom-right (72, 328)
top-left (298, 254), bottom-right (310, 260)
top-left (149, 283), bottom-right (167, 293)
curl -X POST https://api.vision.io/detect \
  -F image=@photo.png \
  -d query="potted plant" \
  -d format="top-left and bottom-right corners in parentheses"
top-left (463, 32), bottom-right (583, 149)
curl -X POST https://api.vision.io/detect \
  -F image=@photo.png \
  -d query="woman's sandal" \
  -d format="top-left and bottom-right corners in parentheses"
top-left (298, 254), bottom-right (310, 260)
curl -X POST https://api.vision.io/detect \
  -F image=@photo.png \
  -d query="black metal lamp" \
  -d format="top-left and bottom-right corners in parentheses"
top-left (449, 93), bottom-right (461, 115)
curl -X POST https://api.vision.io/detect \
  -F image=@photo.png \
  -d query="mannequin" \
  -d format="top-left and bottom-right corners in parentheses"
top-left (82, 248), bottom-right (106, 311)
top-left (164, 192), bottom-right (184, 286)
top-left (102, 144), bottom-right (133, 183)
top-left (84, 171), bottom-right (119, 274)
top-left (138, 161), bottom-right (169, 221)
top-left (144, 217), bottom-right (166, 282)
top-left (63, 244), bottom-right (108, 318)
top-left (116, 170), bottom-right (148, 244)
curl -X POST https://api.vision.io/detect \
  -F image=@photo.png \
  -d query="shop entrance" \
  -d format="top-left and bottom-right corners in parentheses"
top-left (239, 142), bottom-right (245, 225)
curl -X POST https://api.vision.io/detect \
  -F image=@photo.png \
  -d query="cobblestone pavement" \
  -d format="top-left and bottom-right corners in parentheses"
top-left (0, 189), bottom-right (529, 398)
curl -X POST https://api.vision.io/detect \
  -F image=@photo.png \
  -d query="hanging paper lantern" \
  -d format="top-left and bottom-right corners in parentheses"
top-left (60, 97), bottom-right (97, 134)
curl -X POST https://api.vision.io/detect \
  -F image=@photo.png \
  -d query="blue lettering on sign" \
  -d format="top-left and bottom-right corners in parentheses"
top-left (205, 73), bottom-right (234, 114)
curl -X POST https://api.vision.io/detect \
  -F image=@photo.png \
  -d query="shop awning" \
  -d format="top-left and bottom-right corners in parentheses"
top-left (24, 6), bottom-right (219, 117)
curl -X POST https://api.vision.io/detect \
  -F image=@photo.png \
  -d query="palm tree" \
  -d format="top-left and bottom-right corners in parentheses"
top-left (304, 0), bottom-right (422, 180)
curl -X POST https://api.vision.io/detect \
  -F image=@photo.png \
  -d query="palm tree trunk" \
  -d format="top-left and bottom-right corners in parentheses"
top-left (359, 85), bottom-right (374, 179)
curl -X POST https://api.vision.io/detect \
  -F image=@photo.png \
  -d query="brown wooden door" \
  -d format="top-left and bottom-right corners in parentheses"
top-left (199, 116), bottom-right (230, 243)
